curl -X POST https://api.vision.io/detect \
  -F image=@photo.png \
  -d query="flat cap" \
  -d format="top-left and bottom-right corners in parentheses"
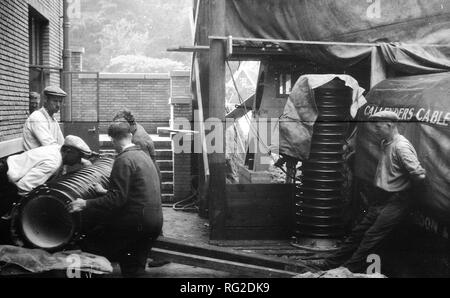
top-left (64, 135), bottom-right (92, 157)
top-left (43, 86), bottom-right (67, 98)
top-left (369, 111), bottom-right (400, 121)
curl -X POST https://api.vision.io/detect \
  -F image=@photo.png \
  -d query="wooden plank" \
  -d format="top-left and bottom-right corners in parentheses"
top-left (222, 227), bottom-right (291, 241)
top-left (233, 246), bottom-right (296, 250)
top-left (152, 248), bottom-right (299, 278)
top-left (224, 184), bottom-right (293, 231)
top-left (208, 0), bottom-right (227, 241)
top-left (225, 211), bottom-right (288, 227)
top-left (210, 240), bottom-right (291, 247)
top-left (225, 94), bottom-right (255, 121)
top-left (239, 250), bottom-right (316, 256)
top-left (193, 57), bottom-right (210, 219)
top-left (154, 237), bottom-right (313, 273)
top-left (226, 183), bottom-right (292, 193)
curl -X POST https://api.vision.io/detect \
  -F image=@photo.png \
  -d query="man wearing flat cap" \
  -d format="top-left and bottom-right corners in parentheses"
top-left (310, 110), bottom-right (426, 273)
top-left (22, 86), bottom-right (66, 151)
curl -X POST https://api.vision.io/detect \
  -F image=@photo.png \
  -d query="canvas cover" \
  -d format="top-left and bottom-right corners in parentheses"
top-left (196, 0), bottom-right (450, 72)
top-left (354, 72), bottom-right (450, 223)
top-left (225, 0), bottom-right (450, 72)
top-left (272, 75), bottom-right (366, 160)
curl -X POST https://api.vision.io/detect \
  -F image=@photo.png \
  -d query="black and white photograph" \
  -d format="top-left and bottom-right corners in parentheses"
top-left (0, 0), bottom-right (449, 286)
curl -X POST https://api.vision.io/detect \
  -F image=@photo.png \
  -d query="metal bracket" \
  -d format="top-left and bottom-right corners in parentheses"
top-left (226, 35), bottom-right (233, 58)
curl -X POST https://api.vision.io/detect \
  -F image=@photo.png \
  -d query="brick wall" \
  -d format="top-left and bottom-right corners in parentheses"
top-left (170, 71), bottom-right (194, 201)
top-left (70, 73), bottom-right (172, 134)
top-left (0, 0), bottom-right (63, 142)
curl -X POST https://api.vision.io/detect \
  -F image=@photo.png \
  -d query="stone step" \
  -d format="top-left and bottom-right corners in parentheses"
top-left (161, 194), bottom-right (174, 204)
top-left (155, 149), bottom-right (173, 161)
top-left (161, 182), bottom-right (174, 194)
top-left (161, 171), bottom-right (173, 181)
top-left (150, 135), bottom-right (172, 150)
top-left (157, 160), bottom-right (173, 171)
top-left (154, 140), bottom-right (172, 150)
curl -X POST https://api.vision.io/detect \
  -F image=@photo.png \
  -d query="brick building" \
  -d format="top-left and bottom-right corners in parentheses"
top-left (0, 1), bottom-right (194, 203)
top-left (0, 0), bottom-right (63, 155)
top-left (69, 50), bottom-right (193, 202)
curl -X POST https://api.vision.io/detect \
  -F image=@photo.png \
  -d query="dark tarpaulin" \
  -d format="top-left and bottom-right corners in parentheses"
top-left (222, 0), bottom-right (450, 72)
top-left (354, 72), bottom-right (450, 223)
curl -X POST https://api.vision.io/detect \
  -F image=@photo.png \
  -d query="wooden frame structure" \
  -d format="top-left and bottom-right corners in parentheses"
top-left (191, 0), bottom-right (393, 241)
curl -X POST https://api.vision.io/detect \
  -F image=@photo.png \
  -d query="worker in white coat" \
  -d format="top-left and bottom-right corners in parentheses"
top-left (0, 135), bottom-right (92, 197)
top-left (22, 86), bottom-right (66, 151)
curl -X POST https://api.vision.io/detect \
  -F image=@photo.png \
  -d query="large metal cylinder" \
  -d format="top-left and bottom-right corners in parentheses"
top-left (10, 157), bottom-right (114, 250)
top-left (294, 78), bottom-right (352, 240)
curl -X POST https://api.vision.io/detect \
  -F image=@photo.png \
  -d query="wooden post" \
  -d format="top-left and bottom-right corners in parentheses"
top-left (208, 0), bottom-right (226, 240)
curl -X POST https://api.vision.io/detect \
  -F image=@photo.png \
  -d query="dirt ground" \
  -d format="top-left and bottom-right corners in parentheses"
top-left (161, 207), bottom-right (210, 244)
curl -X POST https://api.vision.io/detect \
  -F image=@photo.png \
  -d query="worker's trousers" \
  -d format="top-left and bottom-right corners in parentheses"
top-left (79, 207), bottom-right (163, 277)
top-left (0, 159), bottom-right (20, 244)
top-left (325, 189), bottom-right (410, 273)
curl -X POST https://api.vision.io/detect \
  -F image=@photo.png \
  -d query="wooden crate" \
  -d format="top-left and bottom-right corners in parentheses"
top-left (216, 184), bottom-right (294, 240)
top-left (238, 165), bottom-right (272, 184)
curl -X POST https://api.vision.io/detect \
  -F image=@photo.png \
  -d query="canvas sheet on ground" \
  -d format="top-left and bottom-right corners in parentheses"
top-left (355, 72), bottom-right (450, 223)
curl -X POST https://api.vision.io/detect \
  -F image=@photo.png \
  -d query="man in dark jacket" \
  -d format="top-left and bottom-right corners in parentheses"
top-left (68, 122), bottom-right (163, 277)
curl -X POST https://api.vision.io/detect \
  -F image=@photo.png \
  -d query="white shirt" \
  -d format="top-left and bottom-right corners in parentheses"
top-left (7, 145), bottom-right (63, 196)
top-left (22, 108), bottom-right (64, 151)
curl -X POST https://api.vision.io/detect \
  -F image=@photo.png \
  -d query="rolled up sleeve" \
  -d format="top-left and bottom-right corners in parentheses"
top-left (397, 141), bottom-right (426, 177)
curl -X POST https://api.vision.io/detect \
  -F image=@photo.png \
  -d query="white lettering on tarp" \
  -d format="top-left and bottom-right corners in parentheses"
top-left (364, 105), bottom-right (449, 127)
top-left (414, 214), bottom-right (449, 239)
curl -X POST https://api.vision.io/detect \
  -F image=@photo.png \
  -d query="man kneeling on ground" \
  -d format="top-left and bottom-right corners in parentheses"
top-left (68, 121), bottom-right (163, 277)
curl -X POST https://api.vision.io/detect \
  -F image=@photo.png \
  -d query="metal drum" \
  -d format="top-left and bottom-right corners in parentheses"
top-left (294, 78), bottom-right (352, 241)
top-left (10, 157), bottom-right (114, 251)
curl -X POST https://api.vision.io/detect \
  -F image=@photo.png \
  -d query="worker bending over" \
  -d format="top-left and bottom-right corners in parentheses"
top-left (0, 135), bottom-right (91, 198)
top-left (0, 136), bottom-right (91, 242)
top-left (68, 121), bottom-right (163, 277)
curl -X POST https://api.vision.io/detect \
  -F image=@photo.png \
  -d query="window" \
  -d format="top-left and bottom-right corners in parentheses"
top-left (28, 7), bottom-right (49, 95)
top-left (276, 70), bottom-right (293, 98)
top-left (29, 10), bottom-right (46, 66)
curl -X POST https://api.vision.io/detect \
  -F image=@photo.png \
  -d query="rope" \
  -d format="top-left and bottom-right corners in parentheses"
top-left (172, 178), bottom-right (199, 212)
